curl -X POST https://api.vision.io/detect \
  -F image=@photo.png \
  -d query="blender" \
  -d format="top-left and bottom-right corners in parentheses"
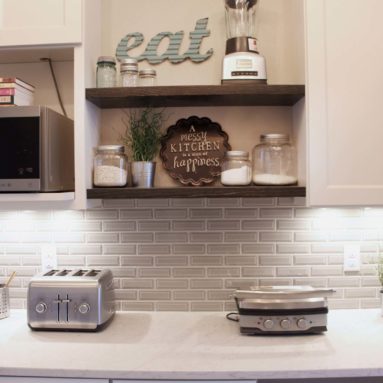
top-left (222, 0), bottom-right (267, 83)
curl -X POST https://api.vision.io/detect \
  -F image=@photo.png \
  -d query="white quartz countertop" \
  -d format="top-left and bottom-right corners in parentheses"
top-left (0, 309), bottom-right (382, 380)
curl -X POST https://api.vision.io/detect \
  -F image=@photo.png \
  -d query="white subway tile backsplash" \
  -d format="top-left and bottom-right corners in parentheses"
top-left (157, 279), bottom-right (189, 289)
top-left (260, 208), bottom-right (293, 219)
top-left (242, 220), bottom-right (275, 230)
top-left (224, 232), bottom-right (257, 242)
top-left (259, 232), bottom-right (293, 242)
top-left (155, 232), bottom-right (188, 243)
top-left (121, 256), bottom-right (153, 266)
top-left (207, 198), bottom-right (240, 207)
top-left (225, 208), bottom-right (257, 218)
top-left (155, 256), bottom-right (188, 266)
top-left (259, 255), bottom-right (291, 266)
top-left (138, 291), bottom-right (171, 301)
top-left (1, 197), bottom-right (382, 312)
top-left (190, 209), bottom-right (222, 219)
top-left (207, 220), bottom-right (241, 231)
top-left (155, 209), bottom-right (188, 219)
top-left (173, 244), bottom-right (205, 254)
top-left (120, 209), bottom-right (153, 219)
top-left (103, 221), bottom-right (136, 232)
top-left (207, 244), bottom-right (240, 254)
top-left (190, 232), bottom-right (223, 243)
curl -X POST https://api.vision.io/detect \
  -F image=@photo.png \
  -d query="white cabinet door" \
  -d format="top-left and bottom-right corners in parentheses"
top-left (0, 378), bottom-right (108, 383)
top-left (305, 0), bottom-right (383, 206)
top-left (0, 0), bottom-right (81, 46)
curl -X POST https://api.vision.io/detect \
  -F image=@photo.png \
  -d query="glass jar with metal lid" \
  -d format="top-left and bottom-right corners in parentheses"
top-left (93, 145), bottom-right (128, 187)
top-left (96, 56), bottom-right (117, 88)
top-left (120, 58), bottom-right (138, 87)
top-left (221, 150), bottom-right (252, 186)
top-left (139, 69), bottom-right (157, 86)
top-left (252, 133), bottom-right (297, 185)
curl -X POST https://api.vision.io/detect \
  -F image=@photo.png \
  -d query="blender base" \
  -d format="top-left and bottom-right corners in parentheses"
top-left (222, 51), bottom-right (267, 83)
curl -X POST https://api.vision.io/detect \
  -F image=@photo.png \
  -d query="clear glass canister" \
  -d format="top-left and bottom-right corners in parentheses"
top-left (120, 58), bottom-right (138, 87)
top-left (139, 69), bottom-right (157, 86)
top-left (221, 150), bottom-right (252, 186)
top-left (252, 133), bottom-right (297, 185)
top-left (96, 56), bottom-right (117, 88)
top-left (93, 145), bottom-right (128, 187)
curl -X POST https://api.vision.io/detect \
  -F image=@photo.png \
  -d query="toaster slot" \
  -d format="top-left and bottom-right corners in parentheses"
top-left (56, 269), bottom-right (72, 277)
top-left (85, 269), bottom-right (101, 277)
top-left (43, 270), bottom-right (59, 276)
top-left (73, 269), bottom-right (89, 277)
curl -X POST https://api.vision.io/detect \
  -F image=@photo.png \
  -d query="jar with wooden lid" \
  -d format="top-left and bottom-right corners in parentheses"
top-left (252, 133), bottom-right (297, 185)
top-left (93, 145), bottom-right (128, 187)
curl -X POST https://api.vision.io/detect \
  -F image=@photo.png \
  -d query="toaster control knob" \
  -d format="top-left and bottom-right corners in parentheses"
top-left (297, 318), bottom-right (310, 330)
top-left (78, 303), bottom-right (90, 314)
top-left (35, 302), bottom-right (47, 314)
top-left (280, 319), bottom-right (292, 330)
top-left (263, 319), bottom-right (275, 330)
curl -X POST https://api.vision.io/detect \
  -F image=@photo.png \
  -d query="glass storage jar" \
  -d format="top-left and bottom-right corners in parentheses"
top-left (252, 133), bottom-right (297, 185)
top-left (96, 56), bottom-right (117, 88)
top-left (120, 58), bottom-right (138, 87)
top-left (139, 69), bottom-right (157, 86)
top-left (93, 145), bottom-right (128, 187)
top-left (221, 150), bottom-right (252, 186)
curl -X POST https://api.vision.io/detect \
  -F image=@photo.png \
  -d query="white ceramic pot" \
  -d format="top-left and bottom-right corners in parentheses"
top-left (131, 161), bottom-right (156, 188)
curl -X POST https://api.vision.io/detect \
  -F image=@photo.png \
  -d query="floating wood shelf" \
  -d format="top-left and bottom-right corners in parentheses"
top-left (85, 83), bottom-right (305, 108)
top-left (87, 186), bottom-right (306, 199)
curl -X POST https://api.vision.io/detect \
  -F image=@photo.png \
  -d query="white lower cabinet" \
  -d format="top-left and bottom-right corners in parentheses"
top-left (0, 378), bottom-right (108, 383)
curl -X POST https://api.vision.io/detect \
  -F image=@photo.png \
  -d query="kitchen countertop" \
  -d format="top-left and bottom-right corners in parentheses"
top-left (0, 309), bottom-right (382, 381)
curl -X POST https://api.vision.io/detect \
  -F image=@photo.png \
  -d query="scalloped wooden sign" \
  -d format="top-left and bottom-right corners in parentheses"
top-left (160, 116), bottom-right (231, 186)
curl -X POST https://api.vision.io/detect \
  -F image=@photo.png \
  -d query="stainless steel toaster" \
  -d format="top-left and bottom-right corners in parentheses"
top-left (27, 269), bottom-right (115, 331)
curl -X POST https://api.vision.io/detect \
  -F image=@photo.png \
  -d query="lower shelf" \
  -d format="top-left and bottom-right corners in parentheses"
top-left (87, 186), bottom-right (306, 199)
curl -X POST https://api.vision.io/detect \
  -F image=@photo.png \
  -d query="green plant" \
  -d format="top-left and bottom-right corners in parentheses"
top-left (120, 108), bottom-right (166, 162)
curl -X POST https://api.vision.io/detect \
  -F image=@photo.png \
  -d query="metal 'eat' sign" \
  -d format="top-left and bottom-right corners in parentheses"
top-left (116, 18), bottom-right (213, 65)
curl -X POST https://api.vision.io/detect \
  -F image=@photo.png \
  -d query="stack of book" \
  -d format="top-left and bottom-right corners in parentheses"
top-left (0, 77), bottom-right (35, 106)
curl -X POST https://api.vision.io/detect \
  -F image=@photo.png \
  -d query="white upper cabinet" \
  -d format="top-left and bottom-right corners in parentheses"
top-left (0, 0), bottom-right (82, 46)
top-left (305, 0), bottom-right (383, 206)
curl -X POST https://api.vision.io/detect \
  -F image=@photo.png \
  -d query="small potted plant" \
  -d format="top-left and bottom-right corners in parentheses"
top-left (120, 107), bottom-right (165, 187)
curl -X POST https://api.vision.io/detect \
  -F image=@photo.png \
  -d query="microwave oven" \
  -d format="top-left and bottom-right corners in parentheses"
top-left (0, 106), bottom-right (74, 192)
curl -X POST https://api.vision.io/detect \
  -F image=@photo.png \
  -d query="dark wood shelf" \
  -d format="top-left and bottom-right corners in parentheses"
top-left (87, 185), bottom-right (306, 199)
top-left (85, 83), bottom-right (305, 108)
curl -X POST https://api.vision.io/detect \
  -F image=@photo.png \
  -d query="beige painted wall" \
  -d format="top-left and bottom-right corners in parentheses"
top-left (100, 0), bottom-right (304, 86)
top-left (100, 0), bottom-right (305, 187)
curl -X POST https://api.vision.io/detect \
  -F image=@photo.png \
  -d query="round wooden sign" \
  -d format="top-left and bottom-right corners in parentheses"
top-left (160, 116), bottom-right (231, 186)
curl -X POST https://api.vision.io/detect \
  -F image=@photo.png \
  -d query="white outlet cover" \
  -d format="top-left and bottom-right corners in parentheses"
top-left (343, 243), bottom-right (361, 272)
top-left (41, 244), bottom-right (57, 273)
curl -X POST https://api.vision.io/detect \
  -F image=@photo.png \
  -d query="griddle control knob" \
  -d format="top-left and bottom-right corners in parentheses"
top-left (78, 303), bottom-right (90, 314)
top-left (35, 302), bottom-right (47, 314)
top-left (263, 319), bottom-right (274, 329)
top-left (280, 319), bottom-right (292, 329)
top-left (297, 318), bottom-right (309, 330)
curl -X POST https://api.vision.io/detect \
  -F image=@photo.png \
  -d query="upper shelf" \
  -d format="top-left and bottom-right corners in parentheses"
top-left (85, 83), bottom-right (305, 108)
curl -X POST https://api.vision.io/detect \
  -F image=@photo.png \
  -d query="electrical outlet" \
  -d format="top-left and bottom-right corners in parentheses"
top-left (343, 243), bottom-right (361, 272)
top-left (41, 244), bottom-right (57, 273)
